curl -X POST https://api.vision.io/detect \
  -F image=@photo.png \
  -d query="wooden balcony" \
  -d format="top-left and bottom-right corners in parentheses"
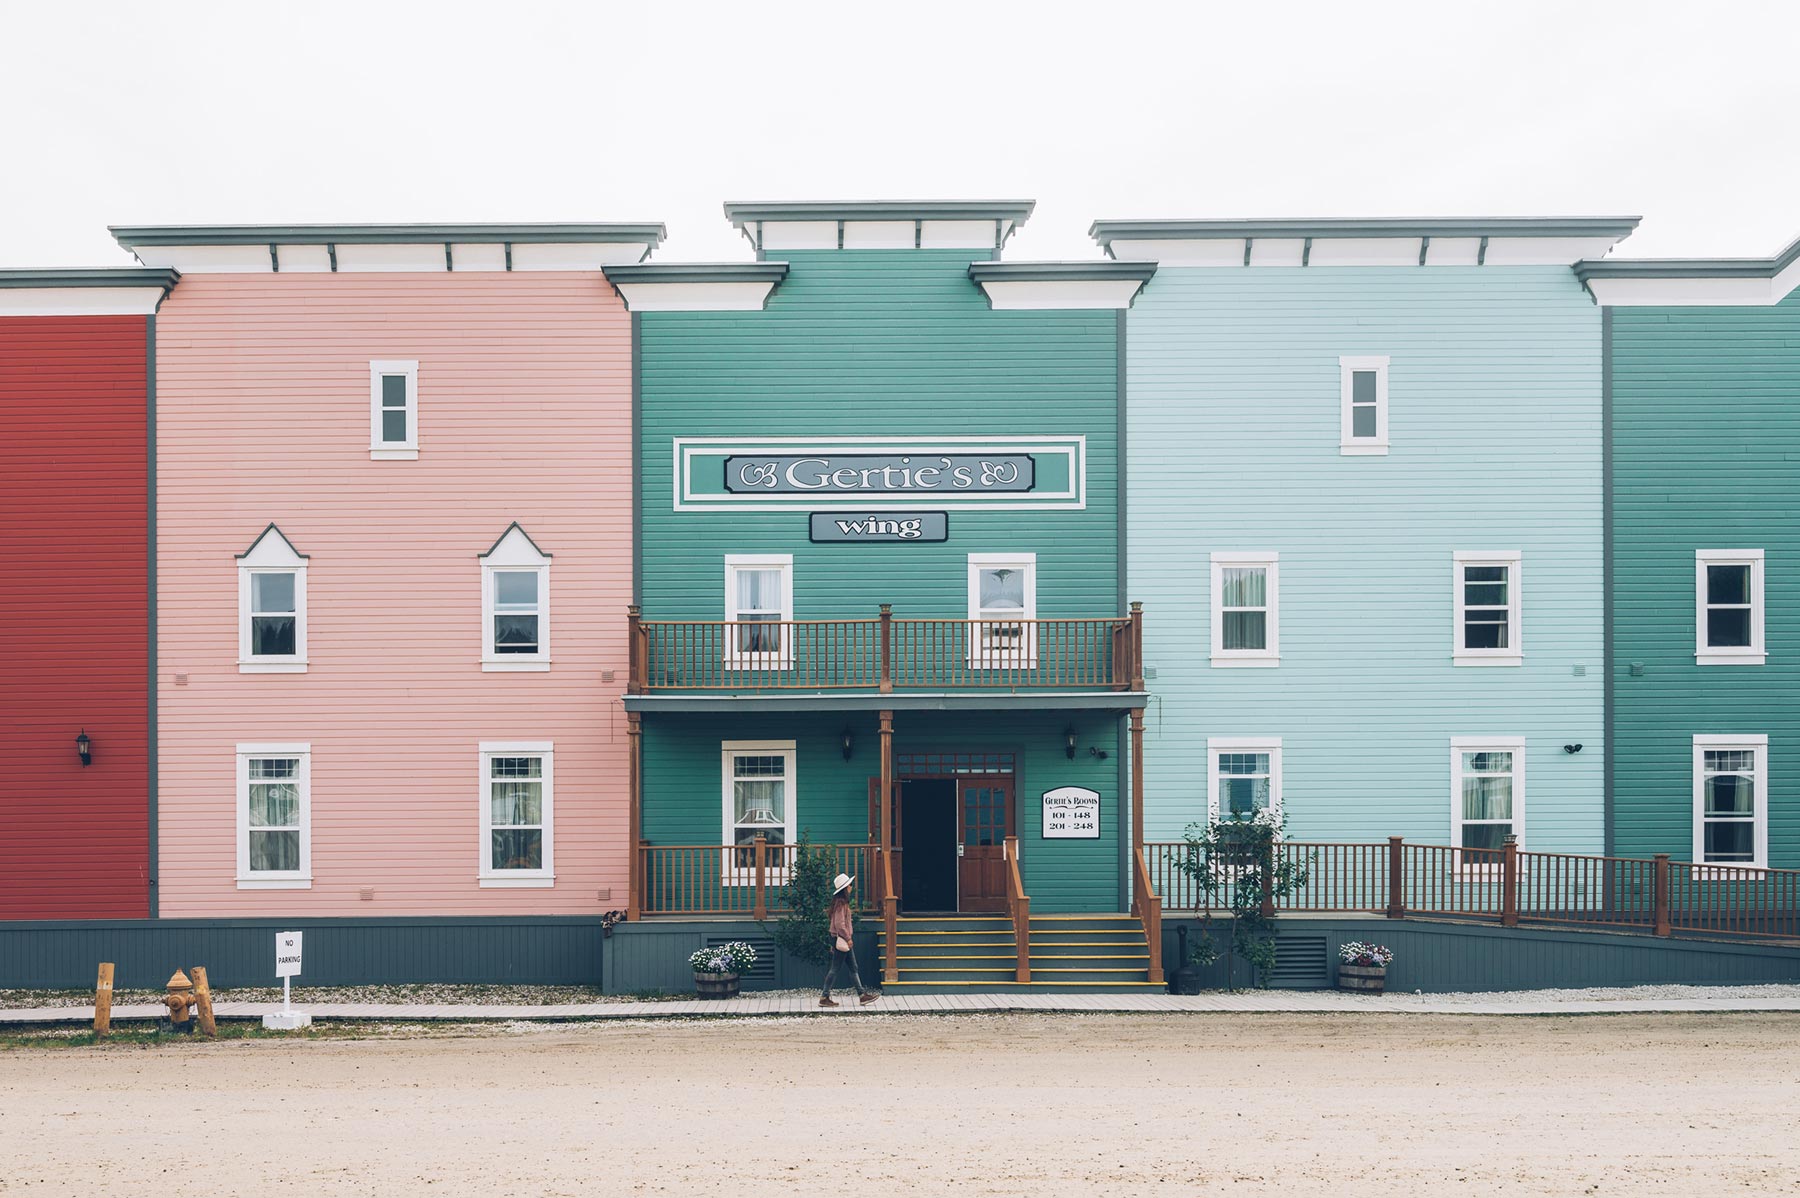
top-left (627, 604), bottom-right (1144, 694)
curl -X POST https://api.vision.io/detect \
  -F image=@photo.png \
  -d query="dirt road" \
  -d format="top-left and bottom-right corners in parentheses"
top-left (3, 1012), bottom-right (1797, 1196)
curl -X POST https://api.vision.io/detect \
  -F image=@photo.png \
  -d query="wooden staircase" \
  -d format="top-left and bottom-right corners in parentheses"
top-left (876, 914), bottom-right (1164, 993)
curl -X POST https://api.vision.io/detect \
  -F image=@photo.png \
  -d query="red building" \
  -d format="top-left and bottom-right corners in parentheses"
top-left (0, 269), bottom-right (175, 919)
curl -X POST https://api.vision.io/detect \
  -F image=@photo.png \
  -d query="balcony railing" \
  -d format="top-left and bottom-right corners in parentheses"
top-left (628, 604), bottom-right (1143, 693)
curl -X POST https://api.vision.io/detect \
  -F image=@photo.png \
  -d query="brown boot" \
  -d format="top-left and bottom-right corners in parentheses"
top-left (819, 996), bottom-right (839, 1007)
top-left (859, 993), bottom-right (878, 1005)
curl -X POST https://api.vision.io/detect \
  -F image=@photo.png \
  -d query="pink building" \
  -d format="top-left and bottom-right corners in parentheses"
top-left (117, 224), bottom-right (658, 944)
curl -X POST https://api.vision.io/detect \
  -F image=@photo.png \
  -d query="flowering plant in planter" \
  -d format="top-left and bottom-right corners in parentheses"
top-left (1338, 941), bottom-right (1394, 968)
top-left (689, 942), bottom-right (759, 975)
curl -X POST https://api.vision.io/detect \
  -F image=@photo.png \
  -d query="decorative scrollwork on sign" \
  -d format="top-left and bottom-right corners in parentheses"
top-left (735, 460), bottom-right (780, 489)
top-left (980, 459), bottom-right (1020, 487)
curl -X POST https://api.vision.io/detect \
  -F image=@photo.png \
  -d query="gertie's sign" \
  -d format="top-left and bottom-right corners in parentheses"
top-left (810, 512), bottom-right (949, 543)
top-left (674, 438), bottom-right (1086, 512)
top-left (729, 454), bottom-right (1033, 495)
top-left (1042, 787), bottom-right (1101, 839)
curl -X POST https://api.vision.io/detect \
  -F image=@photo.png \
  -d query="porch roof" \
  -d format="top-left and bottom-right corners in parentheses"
top-left (623, 691), bottom-right (1148, 713)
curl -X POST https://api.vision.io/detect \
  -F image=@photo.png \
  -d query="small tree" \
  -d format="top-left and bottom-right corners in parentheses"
top-left (1175, 809), bottom-right (1312, 989)
top-left (770, 831), bottom-right (837, 967)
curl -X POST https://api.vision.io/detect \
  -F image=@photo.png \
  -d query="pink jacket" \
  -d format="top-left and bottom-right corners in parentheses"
top-left (828, 897), bottom-right (854, 945)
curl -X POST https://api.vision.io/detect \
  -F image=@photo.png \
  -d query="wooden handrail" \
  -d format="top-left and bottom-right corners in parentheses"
top-left (1005, 835), bottom-right (1030, 984)
top-left (1131, 846), bottom-right (1164, 985)
top-left (881, 847), bottom-right (899, 985)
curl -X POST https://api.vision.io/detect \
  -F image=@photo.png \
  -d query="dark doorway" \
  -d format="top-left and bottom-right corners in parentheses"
top-left (899, 778), bottom-right (958, 912)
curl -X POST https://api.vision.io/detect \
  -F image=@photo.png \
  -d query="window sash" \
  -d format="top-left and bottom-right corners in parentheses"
top-left (721, 742), bottom-right (797, 879)
top-left (480, 746), bottom-right (553, 881)
top-left (725, 559), bottom-right (793, 666)
top-left (238, 747), bottom-right (309, 883)
top-left (1451, 742), bottom-right (1523, 864)
top-left (1453, 557), bottom-right (1522, 661)
top-left (370, 360), bottom-right (418, 452)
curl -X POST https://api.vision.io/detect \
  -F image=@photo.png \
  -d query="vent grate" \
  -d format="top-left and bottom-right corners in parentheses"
top-left (1267, 935), bottom-right (1330, 989)
top-left (706, 934), bottom-right (776, 980)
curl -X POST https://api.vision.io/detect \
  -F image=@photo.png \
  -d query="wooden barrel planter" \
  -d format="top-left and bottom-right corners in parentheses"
top-left (694, 971), bottom-right (741, 999)
top-left (1337, 964), bottom-right (1386, 993)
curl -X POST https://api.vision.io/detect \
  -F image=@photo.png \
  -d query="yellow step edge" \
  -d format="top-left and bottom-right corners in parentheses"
top-left (891, 955), bottom-right (1016, 962)
top-left (886, 981), bottom-right (1166, 988)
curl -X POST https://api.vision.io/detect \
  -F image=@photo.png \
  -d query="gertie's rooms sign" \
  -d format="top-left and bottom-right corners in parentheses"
top-left (673, 437), bottom-right (1086, 511)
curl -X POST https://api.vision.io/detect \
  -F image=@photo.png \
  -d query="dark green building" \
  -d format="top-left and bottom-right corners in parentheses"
top-left (1584, 238), bottom-right (1800, 869)
top-left (607, 202), bottom-right (1161, 990)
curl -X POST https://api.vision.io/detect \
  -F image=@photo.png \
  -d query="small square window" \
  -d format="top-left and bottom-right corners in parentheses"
top-left (370, 360), bottom-right (418, 459)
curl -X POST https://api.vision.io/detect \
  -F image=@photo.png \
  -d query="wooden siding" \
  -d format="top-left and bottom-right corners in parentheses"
top-left (1126, 268), bottom-right (1605, 850)
top-left (634, 251), bottom-right (1127, 910)
top-left (0, 316), bottom-right (150, 919)
top-left (1611, 293), bottom-right (1800, 865)
top-left (154, 274), bottom-right (631, 916)
top-left (639, 710), bottom-right (1121, 913)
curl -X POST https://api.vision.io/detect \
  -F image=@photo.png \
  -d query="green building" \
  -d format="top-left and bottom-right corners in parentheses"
top-left (607, 202), bottom-right (1161, 991)
top-left (1584, 237), bottom-right (1800, 870)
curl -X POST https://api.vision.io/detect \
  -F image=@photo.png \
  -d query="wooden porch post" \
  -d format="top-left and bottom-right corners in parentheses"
top-left (1129, 707), bottom-right (1146, 862)
top-left (626, 606), bottom-right (644, 695)
top-left (879, 604), bottom-right (894, 693)
top-left (625, 710), bottom-right (642, 920)
top-left (880, 709), bottom-right (897, 985)
top-left (1501, 835), bottom-right (1520, 927)
top-left (1128, 601), bottom-right (1145, 692)
top-left (1386, 836), bottom-right (1405, 919)
top-left (752, 834), bottom-right (768, 922)
top-left (879, 710), bottom-right (894, 854)
top-left (1652, 854), bottom-right (1672, 937)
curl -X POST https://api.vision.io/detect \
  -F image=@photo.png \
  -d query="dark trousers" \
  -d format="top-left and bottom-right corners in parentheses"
top-left (822, 945), bottom-right (866, 997)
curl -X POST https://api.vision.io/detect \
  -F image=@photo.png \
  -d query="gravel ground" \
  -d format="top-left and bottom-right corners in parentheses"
top-left (0, 983), bottom-right (822, 1009)
top-left (1395, 981), bottom-right (1800, 1005)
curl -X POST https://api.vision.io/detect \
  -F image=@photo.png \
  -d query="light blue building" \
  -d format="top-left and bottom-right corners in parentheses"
top-left (1092, 218), bottom-right (1636, 858)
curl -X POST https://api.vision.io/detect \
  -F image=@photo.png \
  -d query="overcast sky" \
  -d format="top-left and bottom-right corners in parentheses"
top-left (4, 0), bottom-right (1797, 268)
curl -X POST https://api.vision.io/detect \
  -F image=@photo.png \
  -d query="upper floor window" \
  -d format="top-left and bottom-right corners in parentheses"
top-left (236, 524), bottom-right (308, 674)
top-left (480, 524), bottom-right (551, 672)
top-left (724, 555), bottom-right (793, 669)
top-left (237, 743), bottom-right (311, 889)
top-left (1694, 735), bottom-right (1766, 870)
top-left (1453, 551), bottom-right (1523, 666)
top-left (1211, 553), bottom-right (1279, 667)
top-left (1451, 738), bottom-right (1524, 868)
top-left (968, 553), bottom-right (1037, 667)
top-left (370, 359), bottom-right (419, 459)
top-left (480, 742), bottom-right (554, 886)
top-left (1339, 355), bottom-right (1389, 455)
top-left (1696, 549), bottom-right (1765, 665)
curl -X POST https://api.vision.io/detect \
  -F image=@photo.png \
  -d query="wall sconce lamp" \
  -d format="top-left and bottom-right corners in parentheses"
top-left (1089, 746), bottom-right (1110, 761)
top-left (840, 728), bottom-right (855, 762)
top-left (76, 730), bottom-right (92, 767)
top-left (1064, 726), bottom-right (1078, 760)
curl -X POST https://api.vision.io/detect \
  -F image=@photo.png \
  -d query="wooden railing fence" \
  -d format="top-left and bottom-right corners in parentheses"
top-left (1004, 836), bottom-right (1031, 984)
top-left (637, 840), bottom-right (873, 918)
top-left (1143, 837), bottom-right (1800, 941)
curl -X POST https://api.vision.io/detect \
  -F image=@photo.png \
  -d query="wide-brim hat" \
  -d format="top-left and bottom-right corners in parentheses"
top-left (832, 873), bottom-right (855, 893)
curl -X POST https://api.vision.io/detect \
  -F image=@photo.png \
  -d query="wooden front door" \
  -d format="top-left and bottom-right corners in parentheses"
top-left (957, 776), bottom-right (1014, 912)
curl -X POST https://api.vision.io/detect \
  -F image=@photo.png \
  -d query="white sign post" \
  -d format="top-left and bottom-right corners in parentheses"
top-left (262, 930), bottom-right (312, 1030)
top-left (1041, 786), bottom-right (1102, 839)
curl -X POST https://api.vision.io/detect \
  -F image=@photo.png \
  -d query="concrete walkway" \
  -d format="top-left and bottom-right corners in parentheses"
top-left (7, 985), bottom-right (1800, 1025)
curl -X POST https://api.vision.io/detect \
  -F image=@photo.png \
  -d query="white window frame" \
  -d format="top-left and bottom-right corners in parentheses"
top-left (236, 743), bottom-right (311, 889)
top-left (479, 741), bottom-right (555, 887)
top-left (1692, 734), bottom-right (1768, 872)
top-left (1205, 738), bottom-right (1283, 826)
top-left (369, 359), bottom-right (419, 459)
top-left (1450, 737), bottom-right (1525, 871)
top-left (1453, 550), bottom-right (1524, 666)
top-left (723, 554), bottom-right (794, 670)
top-left (1211, 552), bottom-right (1279, 667)
top-left (480, 525), bottom-right (552, 672)
top-left (1695, 549), bottom-right (1766, 666)
top-left (967, 552), bottom-right (1038, 668)
top-left (721, 739), bottom-right (797, 886)
top-left (1339, 355), bottom-right (1389, 455)
top-left (236, 525), bottom-right (308, 674)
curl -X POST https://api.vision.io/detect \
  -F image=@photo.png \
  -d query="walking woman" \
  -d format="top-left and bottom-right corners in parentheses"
top-left (821, 873), bottom-right (878, 1006)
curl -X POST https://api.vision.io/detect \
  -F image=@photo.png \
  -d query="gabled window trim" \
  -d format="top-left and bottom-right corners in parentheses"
top-left (479, 741), bottom-right (555, 887)
top-left (1695, 549), bottom-right (1766, 666)
top-left (1210, 552), bottom-right (1279, 668)
top-left (370, 359), bottom-right (419, 460)
top-left (724, 554), bottom-right (794, 670)
top-left (1339, 355), bottom-right (1390, 455)
top-left (967, 551), bottom-right (1038, 668)
top-left (1453, 550), bottom-right (1524, 666)
top-left (1692, 734), bottom-right (1768, 873)
top-left (1449, 736), bottom-right (1526, 871)
top-left (721, 739), bottom-right (797, 886)
top-left (236, 742), bottom-right (311, 889)
top-left (480, 524), bottom-right (552, 673)
top-left (1205, 737), bottom-right (1283, 826)
top-left (236, 524), bottom-right (308, 674)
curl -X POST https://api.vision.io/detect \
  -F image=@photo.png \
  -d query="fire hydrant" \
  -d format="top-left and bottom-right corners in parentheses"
top-left (163, 969), bottom-right (198, 1033)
